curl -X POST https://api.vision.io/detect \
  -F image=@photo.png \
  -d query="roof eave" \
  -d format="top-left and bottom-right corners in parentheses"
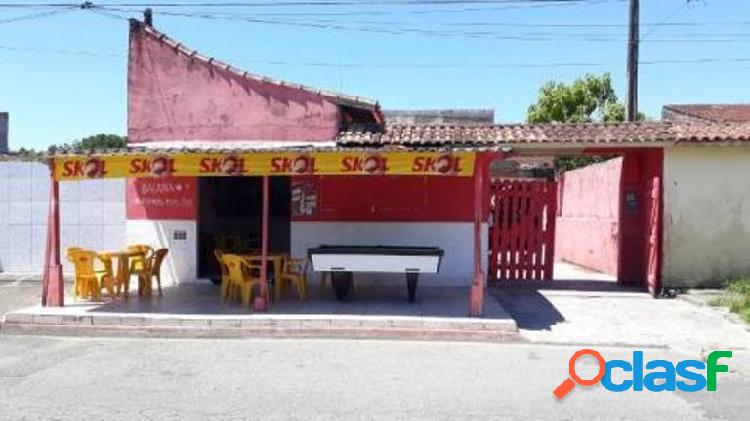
top-left (130, 19), bottom-right (380, 112)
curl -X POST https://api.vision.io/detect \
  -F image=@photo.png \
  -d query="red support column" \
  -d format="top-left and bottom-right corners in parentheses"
top-left (42, 160), bottom-right (64, 307)
top-left (469, 154), bottom-right (486, 317)
top-left (253, 175), bottom-right (270, 312)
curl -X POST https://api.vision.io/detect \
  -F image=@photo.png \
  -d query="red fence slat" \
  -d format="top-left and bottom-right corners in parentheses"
top-left (488, 178), bottom-right (557, 283)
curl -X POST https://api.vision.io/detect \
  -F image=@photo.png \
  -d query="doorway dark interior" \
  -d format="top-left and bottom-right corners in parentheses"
top-left (198, 177), bottom-right (290, 282)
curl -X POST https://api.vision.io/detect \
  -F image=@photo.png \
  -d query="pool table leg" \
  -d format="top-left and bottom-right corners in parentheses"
top-left (406, 273), bottom-right (418, 303)
top-left (331, 271), bottom-right (353, 301)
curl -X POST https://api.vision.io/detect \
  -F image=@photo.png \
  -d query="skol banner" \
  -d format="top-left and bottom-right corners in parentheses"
top-left (52, 151), bottom-right (476, 180)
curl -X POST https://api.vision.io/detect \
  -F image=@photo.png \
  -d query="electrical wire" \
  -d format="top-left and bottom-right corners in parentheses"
top-left (95, 7), bottom-right (750, 44)
top-left (0, 6), bottom-right (77, 23)
top-left (0, 1), bottom-right (626, 8)
top-left (2, 42), bottom-right (748, 69)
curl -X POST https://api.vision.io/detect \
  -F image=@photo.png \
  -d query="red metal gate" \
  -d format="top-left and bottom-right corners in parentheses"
top-left (489, 179), bottom-right (557, 282)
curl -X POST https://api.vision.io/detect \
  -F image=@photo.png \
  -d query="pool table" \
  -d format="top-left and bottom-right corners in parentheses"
top-left (307, 245), bottom-right (444, 302)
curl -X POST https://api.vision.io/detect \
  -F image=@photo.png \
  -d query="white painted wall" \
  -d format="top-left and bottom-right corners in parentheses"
top-left (0, 161), bottom-right (126, 274)
top-left (291, 222), bottom-right (488, 287)
top-left (126, 219), bottom-right (197, 286)
top-left (663, 147), bottom-right (750, 288)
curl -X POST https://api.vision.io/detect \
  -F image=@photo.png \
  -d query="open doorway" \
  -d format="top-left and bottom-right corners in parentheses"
top-left (197, 177), bottom-right (290, 283)
top-left (553, 155), bottom-right (621, 285)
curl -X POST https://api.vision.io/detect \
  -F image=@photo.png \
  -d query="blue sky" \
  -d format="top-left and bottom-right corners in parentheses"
top-left (1, 0), bottom-right (749, 150)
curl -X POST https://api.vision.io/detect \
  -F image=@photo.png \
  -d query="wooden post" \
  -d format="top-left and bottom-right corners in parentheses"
top-left (253, 175), bottom-right (270, 311)
top-left (469, 154), bottom-right (486, 317)
top-left (42, 160), bottom-right (64, 307)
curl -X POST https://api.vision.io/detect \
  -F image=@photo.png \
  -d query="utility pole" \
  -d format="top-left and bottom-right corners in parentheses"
top-left (626, 0), bottom-right (639, 121)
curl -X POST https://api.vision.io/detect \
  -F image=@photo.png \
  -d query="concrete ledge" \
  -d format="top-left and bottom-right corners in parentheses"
top-left (1, 311), bottom-right (519, 342)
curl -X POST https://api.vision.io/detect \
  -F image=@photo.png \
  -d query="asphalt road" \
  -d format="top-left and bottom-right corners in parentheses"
top-left (0, 335), bottom-right (746, 420)
top-left (0, 280), bottom-right (40, 316)
top-left (1, 282), bottom-right (748, 420)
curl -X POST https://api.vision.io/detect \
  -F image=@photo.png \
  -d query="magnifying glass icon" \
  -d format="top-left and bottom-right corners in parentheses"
top-left (553, 349), bottom-right (606, 400)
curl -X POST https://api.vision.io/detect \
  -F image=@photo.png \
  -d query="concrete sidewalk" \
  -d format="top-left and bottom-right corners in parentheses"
top-left (1, 284), bottom-right (519, 342)
top-left (490, 280), bottom-right (750, 374)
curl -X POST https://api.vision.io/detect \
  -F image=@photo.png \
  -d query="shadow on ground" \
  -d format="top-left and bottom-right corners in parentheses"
top-left (488, 279), bottom-right (645, 330)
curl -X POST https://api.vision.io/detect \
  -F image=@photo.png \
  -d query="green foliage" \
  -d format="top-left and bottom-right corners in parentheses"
top-left (526, 73), bottom-right (644, 172)
top-left (555, 155), bottom-right (614, 173)
top-left (14, 148), bottom-right (45, 161)
top-left (713, 276), bottom-right (750, 323)
top-left (527, 73), bottom-right (623, 124)
top-left (47, 133), bottom-right (127, 154)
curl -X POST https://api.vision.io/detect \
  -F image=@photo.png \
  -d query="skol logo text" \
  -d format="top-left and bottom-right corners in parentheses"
top-left (554, 349), bottom-right (732, 399)
top-left (412, 154), bottom-right (462, 174)
top-left (199, 155), bottom-right (247, 175)
top-left (341, 154), bottom-right (389, 174)
top-left (129, 155), bottom-right (176, 177)
top-left (61, 158), bottom-right (107, 178)
top-left (270, 155), bottom-right (316, 174)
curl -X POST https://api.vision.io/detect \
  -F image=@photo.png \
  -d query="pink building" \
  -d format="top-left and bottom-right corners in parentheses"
top-left (124, 20), bottom-right (483, 292)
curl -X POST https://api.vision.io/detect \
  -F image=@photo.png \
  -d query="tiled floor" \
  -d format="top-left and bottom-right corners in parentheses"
top-left (78, 283), bottom-right (510, 320)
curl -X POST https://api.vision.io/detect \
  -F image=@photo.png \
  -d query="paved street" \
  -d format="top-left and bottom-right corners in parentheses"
top-left (1, 281), bottom-right (749, 420)
top-left (0, 279), bottom-right (40, 317)
top-left (0, 335), bottom-right (747, 420)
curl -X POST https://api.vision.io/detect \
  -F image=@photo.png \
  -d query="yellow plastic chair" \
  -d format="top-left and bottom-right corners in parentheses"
top-left (222, 254), bottom-right (267, 307)
top-left (96, 253), bottom-right (118, 298)
top-left (115, 253), bottom-right (131, 297)
top-left (275, 257), bottom-right (309, 302)
top-left (65, 247), bottom-right (84, 297)
top-left (127, 245), bottom-right (153, 296)
top-left (141, 248), bottom-right (168, 297)
top-left (66, 249), bottom-right (105, 301)
top-left (127, 244), bottom-right (152, 271)
top-left (214, 249), bottom-right (231, 302)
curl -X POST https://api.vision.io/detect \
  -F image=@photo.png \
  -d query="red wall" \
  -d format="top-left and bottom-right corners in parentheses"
top-left (617, 148), bottom-right (664, 288)
top-left (126, 23), bottom-right (350, 219)
top-left (127, 24), bottom-right (342, 143)
top-left (292, 175), bottom-right (476, 222)
top-left (126, 177), bottom-right (198, 220)
top-left (555, 158), bottom-right (623, 276)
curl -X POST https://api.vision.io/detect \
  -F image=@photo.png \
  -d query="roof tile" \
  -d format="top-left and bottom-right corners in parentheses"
top-left (337, 121), bottom-right (750, 147)
top-left (663, 104), bottom-right (750, 123)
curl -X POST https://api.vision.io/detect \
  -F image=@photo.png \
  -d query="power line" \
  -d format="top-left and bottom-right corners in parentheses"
top-left (95, 7), bottom-right (750, 44)
top-left (3, 2), bottom-right (747, 29)
top-left (2, 43), bottom-right (748, 69)
top-left (0, 6), bottom-right (76, 23)
top-left (0, 44), bottom-right (123, 57)
top-left (95, 7), bottom-right (750, 30)
top-left (641, 0), bottom-right (689, 40)
top-left (0, 1), bottom-right (625, 7)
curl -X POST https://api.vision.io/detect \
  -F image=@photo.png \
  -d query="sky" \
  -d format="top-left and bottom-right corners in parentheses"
top-left (1, 0), bottom-right (749, 150)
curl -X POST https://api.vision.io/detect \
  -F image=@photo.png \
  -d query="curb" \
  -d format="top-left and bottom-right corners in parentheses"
top-left (0, 322), bottom-right (522, 343)
top-left (0, 312), bottom-right (520, 343)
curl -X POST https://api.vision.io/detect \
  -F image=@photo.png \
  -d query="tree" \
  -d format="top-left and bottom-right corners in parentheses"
top-left (47, 133), bottom-right (127, 153)
top-left (526, 73), bottom-right (643, 172)
top-left (527, 73), bottom-right (628, 124)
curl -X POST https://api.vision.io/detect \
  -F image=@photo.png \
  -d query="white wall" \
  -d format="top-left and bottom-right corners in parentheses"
top-left (663, 147), bottom-right (750, 288)
top-left (126, 219), bottom-right (197, 286)
top-left (0, 161), bottom-right (126, 273)
top-left (291, 222), bottom-right (488, 287)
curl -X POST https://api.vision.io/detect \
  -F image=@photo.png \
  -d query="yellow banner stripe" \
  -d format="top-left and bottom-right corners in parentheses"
top-left (53, 152), bottom-right (476, 181)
